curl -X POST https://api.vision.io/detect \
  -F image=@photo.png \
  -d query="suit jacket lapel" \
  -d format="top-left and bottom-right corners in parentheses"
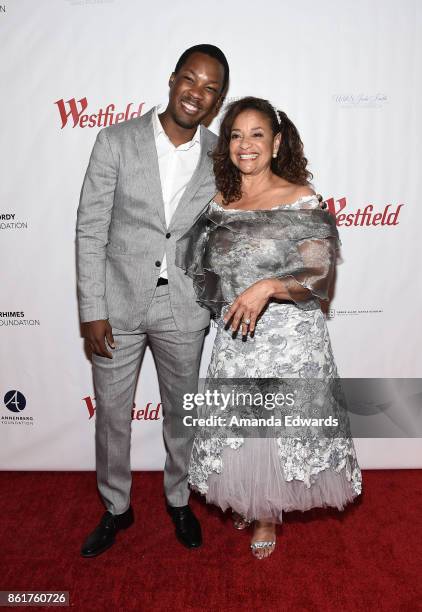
top-left (168, 126), bottom-right (215, 230)
top-left (133, 108), bottom-right (166, 228)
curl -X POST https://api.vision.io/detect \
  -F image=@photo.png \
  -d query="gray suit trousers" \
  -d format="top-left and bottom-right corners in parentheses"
top-left (93, 283), bottom-right (206, 514)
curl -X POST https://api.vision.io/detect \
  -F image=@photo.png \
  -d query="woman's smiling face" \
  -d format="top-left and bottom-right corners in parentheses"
top-left (229, 109), bottom-right (280, 175)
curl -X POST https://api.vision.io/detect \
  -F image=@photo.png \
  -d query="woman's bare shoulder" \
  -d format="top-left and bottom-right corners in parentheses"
top-left (289, 185), bottom-right (316, 199)
top-left (271, 178), bottom-right (315, 201)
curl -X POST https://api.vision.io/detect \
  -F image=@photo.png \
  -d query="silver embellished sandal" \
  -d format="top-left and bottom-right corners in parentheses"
top-left (250, 539), bottom-right (276, 559)
top-left (250, 521), bottom-right (277, 559)
top-left (232, 511), bottom-right (252, 530)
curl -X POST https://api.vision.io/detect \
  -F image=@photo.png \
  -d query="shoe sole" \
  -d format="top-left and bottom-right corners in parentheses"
top-left (81, 538), bottom-right (115, 558)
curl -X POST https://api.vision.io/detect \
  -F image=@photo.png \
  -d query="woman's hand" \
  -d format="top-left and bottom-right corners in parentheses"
top-left (224, 279), bottom-right (285, 336)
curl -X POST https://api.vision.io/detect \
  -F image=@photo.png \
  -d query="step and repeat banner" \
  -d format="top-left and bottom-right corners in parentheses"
top-left (1, 0), bottom-right (421, 470)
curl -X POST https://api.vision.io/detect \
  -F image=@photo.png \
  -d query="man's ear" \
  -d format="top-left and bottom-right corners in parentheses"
top-left (169, 72), bottom-right (176, 88)
top-left (215, 95), bottom-right (225, 114)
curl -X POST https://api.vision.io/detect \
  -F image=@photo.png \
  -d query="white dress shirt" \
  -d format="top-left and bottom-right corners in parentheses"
top-left (152, 106), bottom-right (201, 279)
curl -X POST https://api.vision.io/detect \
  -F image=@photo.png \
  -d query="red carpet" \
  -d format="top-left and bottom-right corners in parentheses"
top-left (1, 470), bottom-right (421, 611)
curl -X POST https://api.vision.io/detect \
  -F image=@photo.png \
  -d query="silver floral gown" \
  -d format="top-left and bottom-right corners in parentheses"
top-left (176, 194), bottom-right (362, 523)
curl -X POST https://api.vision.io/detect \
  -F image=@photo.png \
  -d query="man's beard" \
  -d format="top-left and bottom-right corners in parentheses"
top-left (171, 107), bottom-right (202, 130)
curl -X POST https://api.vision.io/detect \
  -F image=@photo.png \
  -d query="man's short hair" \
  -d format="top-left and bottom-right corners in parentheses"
top-left (174, 44), bottom-right (230, 93)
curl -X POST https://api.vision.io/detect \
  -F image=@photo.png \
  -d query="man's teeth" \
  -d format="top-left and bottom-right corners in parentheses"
top-left (182, 101), bottom-right (199, 112)
top-left (239, 154), bottom-right (258, 159)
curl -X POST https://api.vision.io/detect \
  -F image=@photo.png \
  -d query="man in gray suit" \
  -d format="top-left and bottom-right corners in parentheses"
top-left (76, 44), bottom-right (229, 557)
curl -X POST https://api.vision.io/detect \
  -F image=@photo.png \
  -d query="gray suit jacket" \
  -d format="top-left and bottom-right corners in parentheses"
top-left (76, 108), bottom-right (216, 332)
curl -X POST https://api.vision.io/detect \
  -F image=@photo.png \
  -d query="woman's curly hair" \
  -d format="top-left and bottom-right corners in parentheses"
top-left (212, 96), bottom-right (313, 204)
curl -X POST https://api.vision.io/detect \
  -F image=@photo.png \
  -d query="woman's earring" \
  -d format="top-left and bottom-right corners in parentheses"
top-left (272, 151), bottom-right (278, 158)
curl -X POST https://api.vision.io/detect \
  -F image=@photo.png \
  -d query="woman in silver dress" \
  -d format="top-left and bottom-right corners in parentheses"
top-left (176, 97), bottom-right (362, 559)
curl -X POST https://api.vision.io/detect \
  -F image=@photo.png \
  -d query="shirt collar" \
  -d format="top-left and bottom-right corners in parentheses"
top-left (152, 105), bottom-right (201, 149)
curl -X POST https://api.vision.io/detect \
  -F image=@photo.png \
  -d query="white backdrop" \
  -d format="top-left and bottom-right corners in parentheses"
top-left (1, 0), bottom-right (421, 470)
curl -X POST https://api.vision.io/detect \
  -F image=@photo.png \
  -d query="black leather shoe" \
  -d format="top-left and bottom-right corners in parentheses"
top-left (167, 504), bottom-right (202, 548)
top-left (81, 506), bottom-right (134, 558)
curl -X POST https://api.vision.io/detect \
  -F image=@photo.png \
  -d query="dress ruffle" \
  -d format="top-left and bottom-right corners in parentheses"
top-left (175, 198), bottom-right (340, 317)
top-left (205, 438), bottom-right (360, 523)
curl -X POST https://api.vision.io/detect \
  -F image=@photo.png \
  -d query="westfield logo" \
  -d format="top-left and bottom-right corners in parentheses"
top-left (55, 97), bottom-right (145, 129)
top-left (325, 197), bottom-right (403, 226)
top-left (83, 396), bottom-right (161, 421)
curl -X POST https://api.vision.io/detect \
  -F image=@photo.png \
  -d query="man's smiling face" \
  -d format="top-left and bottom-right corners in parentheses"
top-left (167, 52), bottom-right (225, 130)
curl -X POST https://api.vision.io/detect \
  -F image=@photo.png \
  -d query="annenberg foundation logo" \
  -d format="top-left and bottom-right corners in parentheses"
top-left (0, 312), bottom-right (41, 327)
top-left (325, 197), bottom-right (403, 227)
top-left (2, 390), bottom-right (34, 426)
top-left (4, 390), bottom-right (26, 413)
top-left (55, 97), bottom-right (145, 129)
top-left (82, 396), bottom-right (162, 421)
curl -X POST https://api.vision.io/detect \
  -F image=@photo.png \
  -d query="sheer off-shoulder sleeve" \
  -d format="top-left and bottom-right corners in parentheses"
top-left (175, 210), bottom-right (227, 314)
top-left (278, 235), bottom-right (338, 308)
top-left (176, 204), bottom-right (340, 317)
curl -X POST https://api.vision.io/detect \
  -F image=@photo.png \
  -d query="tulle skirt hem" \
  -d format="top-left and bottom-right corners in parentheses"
top-left (192, 439), bottom-right (360, 524)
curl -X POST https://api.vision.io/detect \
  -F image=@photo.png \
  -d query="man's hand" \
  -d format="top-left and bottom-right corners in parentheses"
top-left (81, 320), bottom-right (115, 358)
top-left (317, 194), bottom-right (327, 209)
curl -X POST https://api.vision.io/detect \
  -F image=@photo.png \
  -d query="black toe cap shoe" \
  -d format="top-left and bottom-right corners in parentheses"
top-left (167, 504), bottom-right (202, 549)
top-left (81, 506), bottom-right (134, 558)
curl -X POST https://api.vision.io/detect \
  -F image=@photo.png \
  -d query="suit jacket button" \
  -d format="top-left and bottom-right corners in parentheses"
top-left (166, 232), bottom-right (171, 239)
top-left (155, 261), bottom-right (161, 267)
